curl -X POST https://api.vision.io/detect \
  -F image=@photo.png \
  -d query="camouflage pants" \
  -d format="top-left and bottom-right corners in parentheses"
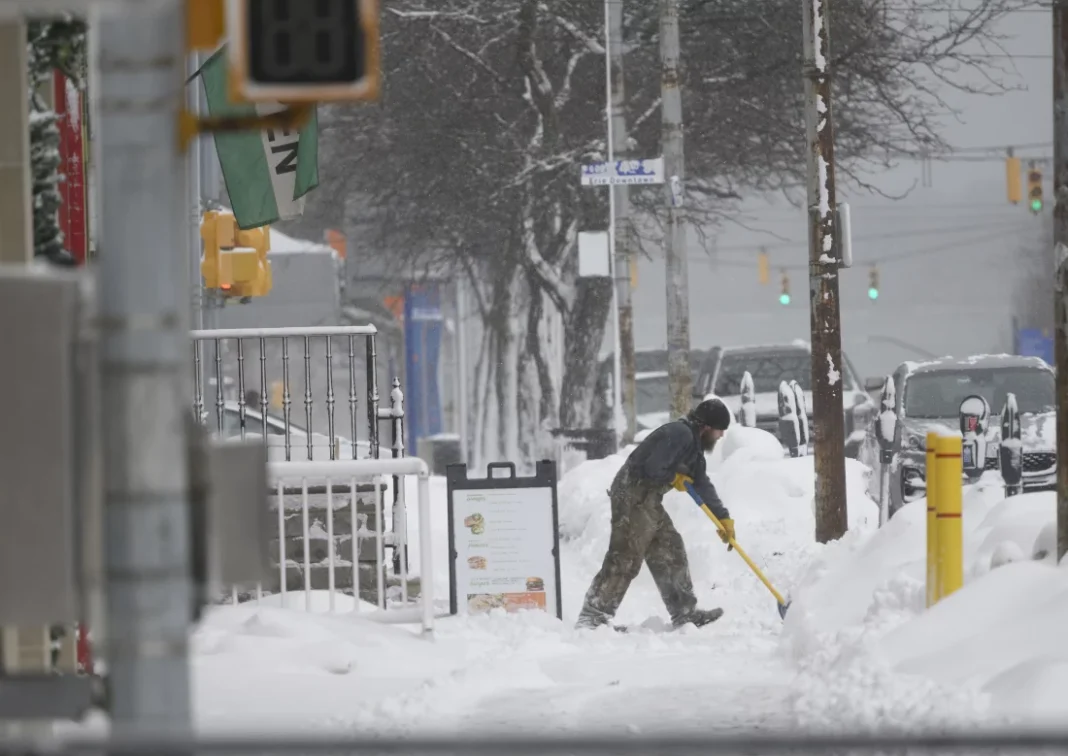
top-left (578, 469), bottom-right (697, 625)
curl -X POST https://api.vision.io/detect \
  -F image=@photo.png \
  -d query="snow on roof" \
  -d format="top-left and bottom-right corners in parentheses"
top-left (210, 209), bottom-right (337, 258)
top-left (269, 227), bottom-right (336, 257)
top-left (905, 353), bottom-right (1053, 375)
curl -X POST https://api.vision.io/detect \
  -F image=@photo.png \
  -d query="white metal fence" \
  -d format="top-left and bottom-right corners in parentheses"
top-left (225, 457), bottom-right (434, 635)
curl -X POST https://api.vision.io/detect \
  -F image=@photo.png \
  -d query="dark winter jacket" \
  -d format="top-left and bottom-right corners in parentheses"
top-left (617, 417), bottom-right (730, 519)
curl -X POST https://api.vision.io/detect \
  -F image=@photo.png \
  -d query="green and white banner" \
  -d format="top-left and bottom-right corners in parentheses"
top-left (198, 46), bottom-right (319, 230)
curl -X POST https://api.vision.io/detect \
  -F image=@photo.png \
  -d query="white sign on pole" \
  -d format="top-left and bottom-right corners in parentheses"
top-left (581, 157), bottom-right (665, 186)
top-left (447, 462), bottom-right (562, 619)
top-left (577, 231), bottom-right (610, 278)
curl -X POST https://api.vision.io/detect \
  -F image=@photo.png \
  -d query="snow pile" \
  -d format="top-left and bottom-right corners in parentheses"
top-left (783, 471), bottom-right (1067, 730)
top-left (559, 423), bottom-right (878, 628)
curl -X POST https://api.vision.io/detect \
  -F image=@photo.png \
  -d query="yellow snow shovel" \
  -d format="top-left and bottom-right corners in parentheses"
top-left (675, 476), bottom-right (791, 619)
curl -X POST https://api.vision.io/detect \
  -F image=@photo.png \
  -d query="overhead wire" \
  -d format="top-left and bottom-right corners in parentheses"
top-left (686, 224), bottom-right (1032, 270)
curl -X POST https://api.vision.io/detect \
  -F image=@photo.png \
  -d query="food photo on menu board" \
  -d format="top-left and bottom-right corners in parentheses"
top-left (451, 486), bottom-right (558, 617)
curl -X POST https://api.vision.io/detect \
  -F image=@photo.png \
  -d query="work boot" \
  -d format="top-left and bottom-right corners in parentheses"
top-left (574, 604), bottom-right (612, 630)
top-left (672, 607), bottom-right (724, 629)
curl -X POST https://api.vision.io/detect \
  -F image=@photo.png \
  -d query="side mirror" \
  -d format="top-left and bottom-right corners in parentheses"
top-left (864, 376), bottom-right (885, 393)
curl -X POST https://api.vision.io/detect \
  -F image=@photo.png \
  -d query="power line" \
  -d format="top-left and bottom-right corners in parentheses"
top-left (688, 225), bottom-right (1029, 269)
top-left (692, 218), bottom-right (1031, 253)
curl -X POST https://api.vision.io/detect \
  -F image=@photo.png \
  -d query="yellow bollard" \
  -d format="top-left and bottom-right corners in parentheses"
top-left (935, 434), bottom-right (964, 600)
top-left (925, 431), bottom-right (940, 607)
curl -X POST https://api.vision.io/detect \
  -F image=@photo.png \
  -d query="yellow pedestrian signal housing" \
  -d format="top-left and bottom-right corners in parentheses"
top-left (228, 0), bottom-right (381, 104)
top-left (200, 210), bottom-right (272, 301)
top-left (185, 0), bottom-right (225, 51)
top-left (1005, 155), bottom-right (1021, 205)
top-left (758, 250), bottom-right (769, 285)
top-left (1028, 167), bottom-right (1043, 214)
top-left (779, 271), bottom-right (790, 306)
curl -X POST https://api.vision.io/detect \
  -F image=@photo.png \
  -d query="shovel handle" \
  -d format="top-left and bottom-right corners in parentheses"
top-left (683, 482), bottom-right (788, 607)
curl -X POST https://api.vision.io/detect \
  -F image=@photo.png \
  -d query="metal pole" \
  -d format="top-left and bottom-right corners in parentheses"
top-left (95, 1), bottom-right (195, 733)
top-left (603, 0), bottom-right (623, 442)
top-left (187, 52), bottom-right (203, 332)
top-left (608, 0), bottom-right (637, 444)
top-left (659, 0), bottom-right (693, 417)
top-left (802, 0), bottom-right (848, 543)
top-left (1054, 0), bottom-right (1068, 562)
top-left (456, 277), bottom-right (470, 466)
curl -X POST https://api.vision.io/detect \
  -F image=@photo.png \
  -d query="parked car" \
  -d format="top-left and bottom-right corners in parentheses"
top-left (592, 348), bottom-right (710, 432)
top-left (858, 354), bottom-right (1056, 517)
top-left (692, 341), bottom-right (874, 450)
top-left (204, 401), bottom-right (371, 461)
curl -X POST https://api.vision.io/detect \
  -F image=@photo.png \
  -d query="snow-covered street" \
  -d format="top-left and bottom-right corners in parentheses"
top-left (66, 424), bottom-right (1068, 738)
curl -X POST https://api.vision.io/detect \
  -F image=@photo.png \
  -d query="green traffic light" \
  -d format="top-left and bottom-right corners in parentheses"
top-left (868, 287), bottom-right (879, 300)
top-left (1031, 198), bottom-right (1043, 212)
top-left (779, 293), bottom-right (790, 305)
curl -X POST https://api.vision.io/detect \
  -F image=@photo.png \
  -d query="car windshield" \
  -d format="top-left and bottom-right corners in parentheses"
top-left (903, 368), bottom-right (1055, 418)
top-left (714, 350), bottom-right (854, 395)
top-left (636, 374), bottom-right (670, 416)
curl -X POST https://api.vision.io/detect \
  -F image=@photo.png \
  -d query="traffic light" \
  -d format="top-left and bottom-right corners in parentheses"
top-left (200, 211), bottom-right (272, 301)
top-left (779, 271), bottom-right (790, 305)
top-left (1028, 166), bottom-right (1043, 214)
top-left (758, 249), bottom-right (769, 285)
top-left (1006, 155), bottom-right (1021, 205)
top-left (201, 210), bottom-right (236, 291)
top-left (229, 0), bottom-right (381, 104)
top-left (868, 266), bottom-right (879, 301)
top-left (232, 225), bottom-right (273, 299)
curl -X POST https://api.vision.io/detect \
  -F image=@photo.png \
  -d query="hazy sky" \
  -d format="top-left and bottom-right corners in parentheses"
top-left (629, 5), bottom-right (1051, 382)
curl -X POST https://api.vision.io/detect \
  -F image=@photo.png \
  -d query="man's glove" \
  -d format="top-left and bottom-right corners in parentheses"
top-left (672, 473), bottom-right (693, 492)
top-left (717, 518), bottom-right (736, 551)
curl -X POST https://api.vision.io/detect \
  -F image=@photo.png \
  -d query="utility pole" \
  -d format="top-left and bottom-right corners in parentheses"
top-left (1054, 0), bottom-right (1068, 562)
top-left (95, 0), bottom-right (195, 733)
top-left (608, 0), bottom-right (638, 443)
top-left (659, 0), bottom-right (693, 417)
top-left (802, 0), bottom-right (848, 542)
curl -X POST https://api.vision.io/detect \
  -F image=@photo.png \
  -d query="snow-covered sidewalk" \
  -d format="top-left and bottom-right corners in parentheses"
top-left (69, 423), bottom-right (1068, 736)
top-left (184, 426), bottom-right (878, 735)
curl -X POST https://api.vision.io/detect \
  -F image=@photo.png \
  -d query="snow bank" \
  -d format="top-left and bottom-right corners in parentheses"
top-left (783, 469), bottom-right (1066, 729)
top-left (558, 424), bottom-right (878, 628)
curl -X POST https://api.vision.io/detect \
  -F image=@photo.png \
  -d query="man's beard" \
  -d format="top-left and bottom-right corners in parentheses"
top-left (701, 434), bottom-right (717, 452)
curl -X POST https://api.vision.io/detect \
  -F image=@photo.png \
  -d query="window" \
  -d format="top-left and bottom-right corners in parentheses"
top-left (903, 368), bottom-right (1055, 419)
top-left (714, 349), bottom-right (857, 396)
top-left (636, 374), bottom-right (671, 415)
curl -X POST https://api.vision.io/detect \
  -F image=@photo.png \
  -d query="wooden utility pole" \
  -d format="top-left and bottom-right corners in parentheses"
top-left (802, 0), bottom-right (848, 542)
top-left (1053, 0), bottom-right (1068, 561)
top-left (609, 0), bottom-right (638, 442)
top-left (660, 0), bottom-right (693, 417)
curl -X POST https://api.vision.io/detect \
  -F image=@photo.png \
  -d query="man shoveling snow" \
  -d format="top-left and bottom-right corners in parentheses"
top-left (576, 398), bottom-right (735, 631)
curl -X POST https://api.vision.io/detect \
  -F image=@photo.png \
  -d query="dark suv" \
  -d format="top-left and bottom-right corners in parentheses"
top-left (858, 354), bottom-right (1056, 517)
top-left (692, 342), bottom-right (874, 449)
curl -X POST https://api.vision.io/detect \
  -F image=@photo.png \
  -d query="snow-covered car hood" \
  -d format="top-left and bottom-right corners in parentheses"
top-left (899, 412), bottom-right (1055, 452)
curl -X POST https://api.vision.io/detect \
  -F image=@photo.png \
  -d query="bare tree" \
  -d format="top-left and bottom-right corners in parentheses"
top-left (296, 0), bottom-right (1029, 462)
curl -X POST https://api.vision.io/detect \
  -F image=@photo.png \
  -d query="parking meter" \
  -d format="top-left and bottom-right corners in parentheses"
top-left (959, 394), bottom-right (990, 480)
top-left (874, 376), bottom-right (896, 465)
top-left (998, 392), bottom-right (1023, 496)
top-left (790, 379), bottom-right (809, 452)
top-left (739, 371), bottom-right (757, 428)
top-left (777, 380), bottom-right (800, 458)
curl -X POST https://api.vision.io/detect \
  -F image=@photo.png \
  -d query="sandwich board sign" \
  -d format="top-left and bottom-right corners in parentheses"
top-left (445, 461), bottom-right (563, 619)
